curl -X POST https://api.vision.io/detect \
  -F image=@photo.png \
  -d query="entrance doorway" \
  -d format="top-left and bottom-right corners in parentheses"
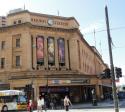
top-left (83, 86), bottom-right (95, 102)
top-left (39, 86), bottom-right (69, 109)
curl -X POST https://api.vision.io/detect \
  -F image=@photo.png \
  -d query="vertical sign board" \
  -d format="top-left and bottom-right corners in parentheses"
top-left (36, 36), bottom-right (44, 65)
top-left (48, 37), bottom-right (55, 65)
top-left (58, 38), bottom-right (65, 64)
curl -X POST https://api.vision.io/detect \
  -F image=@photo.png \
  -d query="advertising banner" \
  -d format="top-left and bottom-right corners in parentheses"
top-left (48, 37), bottom-right (55, 64)
top-left (36, 36), bottom-right (44, 64)
top-left (58, 38), bottom-right (65, 64)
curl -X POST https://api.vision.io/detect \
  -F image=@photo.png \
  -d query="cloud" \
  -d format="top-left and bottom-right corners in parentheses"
top-left (80, 20), bottom-right (105, 35)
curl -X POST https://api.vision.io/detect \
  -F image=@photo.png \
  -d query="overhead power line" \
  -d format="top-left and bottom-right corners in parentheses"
top-left (83, 26), bottom-right (125, 35)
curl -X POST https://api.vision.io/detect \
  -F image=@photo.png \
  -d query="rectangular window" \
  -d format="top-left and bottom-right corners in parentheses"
top-left (1, 58), bottom-right (5, 69)
top-left (16, 56), bottom-right (20, 67)
top-left (16, 38), bottom-right (20, 48)
top-left (77, 40), bottom-right (81, 69)
top-left (1, 41), bottom-right (5, 50)
top-left (18, 20), bottom-right (21, 24)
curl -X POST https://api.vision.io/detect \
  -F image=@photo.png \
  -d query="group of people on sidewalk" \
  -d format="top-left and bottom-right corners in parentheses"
top-left (28, 95), bottom-right (72, 112)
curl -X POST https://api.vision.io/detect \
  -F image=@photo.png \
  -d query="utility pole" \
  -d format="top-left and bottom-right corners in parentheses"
top-left (105, 5), bottom-right (119, 112)
top-left (94, 29), bottom-right (96, 48)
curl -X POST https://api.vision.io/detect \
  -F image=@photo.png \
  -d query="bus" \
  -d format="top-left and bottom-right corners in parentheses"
top-left (117, 85), bottom-right (125, 99)
top-left (0, 90), bottom-right (27, 111)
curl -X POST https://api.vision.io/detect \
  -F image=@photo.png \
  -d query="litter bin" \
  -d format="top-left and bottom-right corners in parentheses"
top-left (92, 98), bottom-right (97, 106)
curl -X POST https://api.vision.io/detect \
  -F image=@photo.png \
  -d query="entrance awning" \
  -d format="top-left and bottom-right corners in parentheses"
top-left (99, 84), bottom-right (112, 87)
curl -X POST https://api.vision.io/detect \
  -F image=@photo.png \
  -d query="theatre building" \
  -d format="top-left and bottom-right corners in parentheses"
top-left (0, 9), bottom-right (112, 103)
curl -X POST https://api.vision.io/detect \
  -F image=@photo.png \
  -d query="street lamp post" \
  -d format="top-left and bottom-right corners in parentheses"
top-left (105, 5), bottom-right (119, 112)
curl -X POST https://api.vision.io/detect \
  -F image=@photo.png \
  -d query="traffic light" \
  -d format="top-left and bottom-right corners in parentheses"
top-left (99, 68), bottom-right (111, 79)
top-left (115, 67), bottom-right (122, 78)
top-left (104, 68), bottom-right (111, 78)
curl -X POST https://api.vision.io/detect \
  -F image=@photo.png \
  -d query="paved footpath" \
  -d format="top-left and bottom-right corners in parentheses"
top-left (33, 108), bottom-right (125, 112)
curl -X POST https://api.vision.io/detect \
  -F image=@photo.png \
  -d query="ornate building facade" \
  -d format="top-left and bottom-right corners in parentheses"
top-left (0, 9), bottom-right (112, 103)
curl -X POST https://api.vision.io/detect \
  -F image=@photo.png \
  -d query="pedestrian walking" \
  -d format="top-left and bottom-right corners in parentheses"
top-left (64, 95), bottom-right (72, 111)
top-left (37, 96), bottom-right (44, 112)
top-left (27, 99), bottom-right (32, 112)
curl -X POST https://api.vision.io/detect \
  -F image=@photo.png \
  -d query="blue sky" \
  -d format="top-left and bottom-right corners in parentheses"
top-left (0, 0), bottom-right (125, 84)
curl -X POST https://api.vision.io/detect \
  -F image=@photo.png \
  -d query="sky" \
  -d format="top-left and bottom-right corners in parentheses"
top-left (0, 0), bottom-right (125, 85)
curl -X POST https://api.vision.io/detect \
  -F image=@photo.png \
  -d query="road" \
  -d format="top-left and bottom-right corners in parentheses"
top-left (32, 108), bottom-right (125, 112)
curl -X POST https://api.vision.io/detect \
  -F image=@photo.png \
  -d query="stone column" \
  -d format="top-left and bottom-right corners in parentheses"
top-left (95, 84), bottom-right (101, 100)
top-left (44, 37), bottom-right (48, 69)
top-left (32, 35), bottom-right (36, 69)
top-left (55, 38), bottom-right (59, 69)
top-left (33, 80), bottom-right (39, 101)
top-left (65, 39), bottom-right (69, 69)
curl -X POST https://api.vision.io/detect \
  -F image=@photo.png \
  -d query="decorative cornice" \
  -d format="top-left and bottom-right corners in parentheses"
top-left (0, 22), bottom-right (78, 33)
top-left (7, 10), bottom-right (79, 26)
top-left (8, 69), bottom-right (97, 80)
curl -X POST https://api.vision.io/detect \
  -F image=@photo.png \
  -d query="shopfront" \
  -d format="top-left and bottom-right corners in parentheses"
top-left (38, 78), bottom-right (95, 103)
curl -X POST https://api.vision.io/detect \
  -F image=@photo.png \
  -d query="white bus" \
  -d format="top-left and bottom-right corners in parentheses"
top-left (0, 90), bottom-right (27, 111)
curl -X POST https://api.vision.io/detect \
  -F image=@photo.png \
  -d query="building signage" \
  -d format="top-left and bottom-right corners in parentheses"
top-left (51, 80), bottom-right (71, 84)
top-left (31, 18), bottom-right (68, 27)
top-left (40, 87), bottom-right (69, 93)
top-left (71, 79), bottom-right (90, 84)
top-left (50, 79), bottom-right (89, 85)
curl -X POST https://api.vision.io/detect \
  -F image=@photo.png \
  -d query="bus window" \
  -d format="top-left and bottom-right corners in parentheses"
top-left (18, 95), bottom-right (27, 103)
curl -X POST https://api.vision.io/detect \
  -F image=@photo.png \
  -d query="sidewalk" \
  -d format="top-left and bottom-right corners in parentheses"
top-left (32, 99), bottom-right (125, 112)
top-left (71, 100), bottom-right (114, 109)
top-left (71, 99), bottom-right (125, 109)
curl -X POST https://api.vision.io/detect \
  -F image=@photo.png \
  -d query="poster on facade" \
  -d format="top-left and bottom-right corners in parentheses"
top-left (36, 36), bottom-right (44, 64)
top-left (58, 38), bottom-right (65, 64)
top-left (48, 37), bottom-right (55, 64)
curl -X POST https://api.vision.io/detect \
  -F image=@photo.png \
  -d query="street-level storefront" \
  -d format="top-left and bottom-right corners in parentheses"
top-left (38, 77), bottom-right (97, 103)
top-left (39, 85), bottom-right (95, 103)
top-left (98, 79), bottom-right (112, 100)
top-left (8, 71), bottom-right (112, 104)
